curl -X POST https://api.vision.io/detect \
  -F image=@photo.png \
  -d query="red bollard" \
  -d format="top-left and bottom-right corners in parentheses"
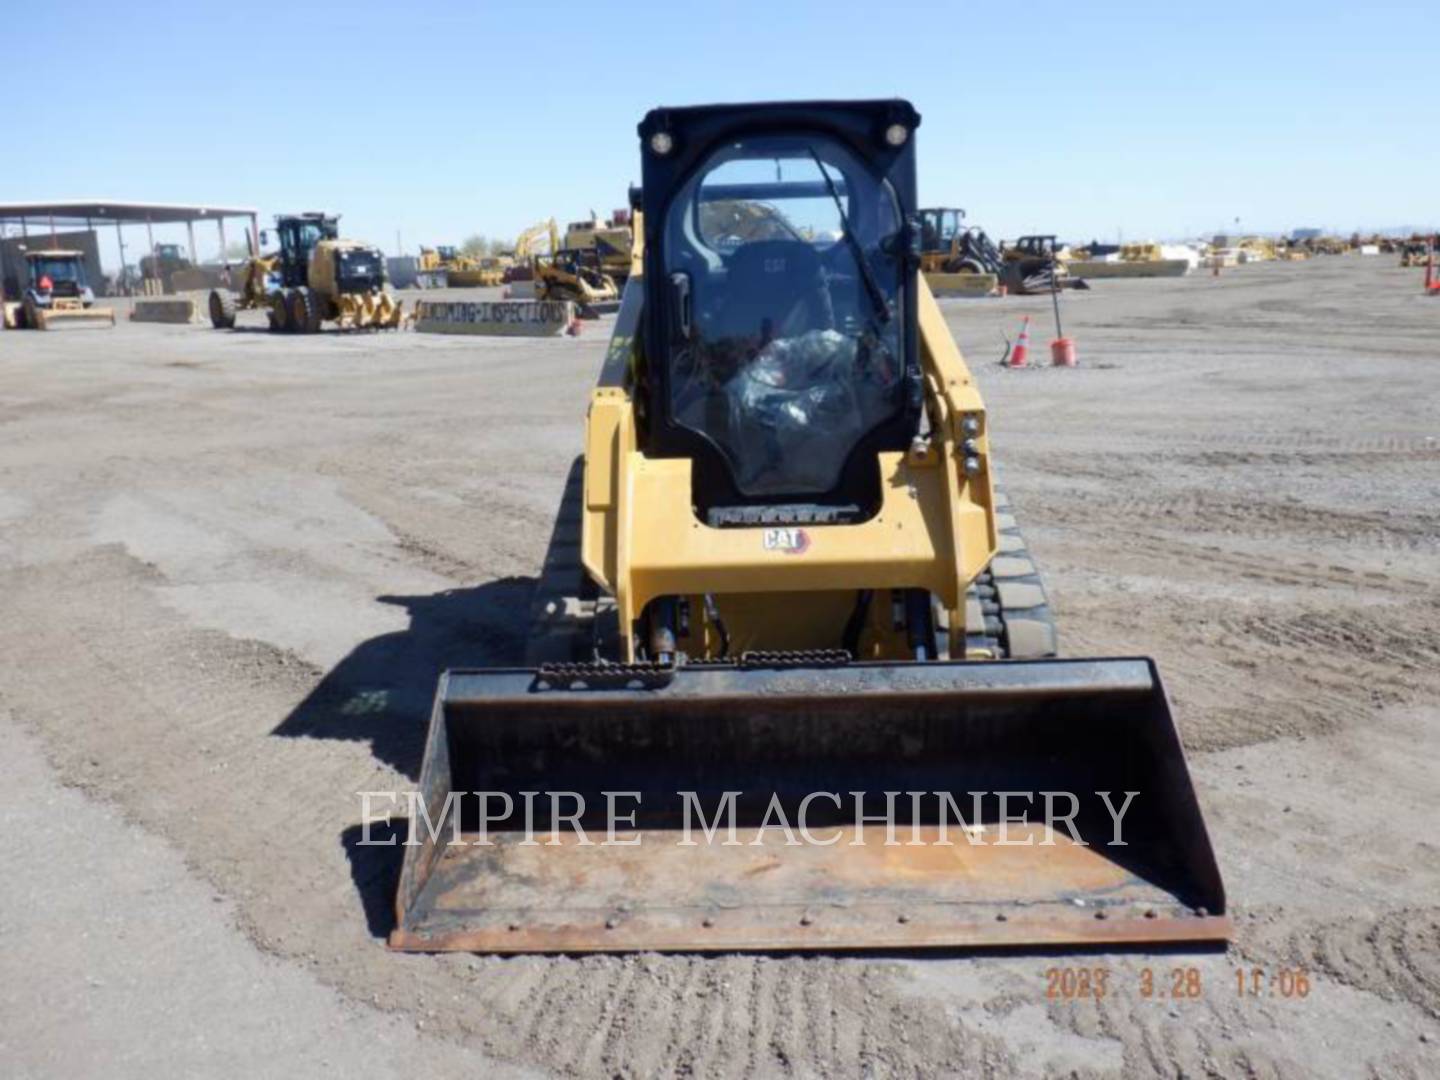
top-left (1050, 337), bottom-right (1077, 366)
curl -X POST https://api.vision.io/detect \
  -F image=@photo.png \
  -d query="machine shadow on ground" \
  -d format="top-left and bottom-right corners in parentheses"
top-left (272, 578), bottom-right (534, 778)
top-left (340, 819), bottom-right (406, 939)
top-left (274, 580), bottom-right (534, 941)
top-left (287, 459), bottom-right (586, 942)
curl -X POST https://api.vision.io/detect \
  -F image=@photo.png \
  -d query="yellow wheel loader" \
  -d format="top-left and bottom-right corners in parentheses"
top-left (209, 213), bottom-right (402, 332)
top-left (392, 100), bottom-right (1227, 954)
top-left (3, 251), bottom-right (115, 330)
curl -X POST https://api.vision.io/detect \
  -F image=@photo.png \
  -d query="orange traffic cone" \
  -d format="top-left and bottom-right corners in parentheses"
top-left (1007, 316), bottom-right (1031, 367)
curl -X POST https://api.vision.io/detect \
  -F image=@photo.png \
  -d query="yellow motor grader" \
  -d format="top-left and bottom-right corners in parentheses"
top-left (392, 100), bottom-right (1227, 954)
top-left (209, 213), bottom-right (402, 332)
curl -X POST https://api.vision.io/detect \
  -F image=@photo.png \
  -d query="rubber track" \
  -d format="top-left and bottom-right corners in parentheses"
top-left (964, 488), bottom-right (1059, 659)
top-left (525, 458), bottom-right (615, 664)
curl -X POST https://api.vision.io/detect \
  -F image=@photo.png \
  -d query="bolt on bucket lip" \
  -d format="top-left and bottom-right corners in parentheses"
top-left (388, 657), bottom-right (1228, 954)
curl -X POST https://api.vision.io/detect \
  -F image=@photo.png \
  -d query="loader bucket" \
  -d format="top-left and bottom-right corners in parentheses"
top-left (390, 658), bottom-right (1228, 953)
top-left (34, 305), bottom-right (116, 330)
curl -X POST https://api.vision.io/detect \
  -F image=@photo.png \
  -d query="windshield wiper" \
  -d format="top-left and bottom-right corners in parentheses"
top-left (809, 147), bottom-right (891, 325)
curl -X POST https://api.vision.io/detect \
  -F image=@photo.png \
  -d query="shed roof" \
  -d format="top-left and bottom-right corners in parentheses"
top-left (0, 201), bottom-right (257, 226)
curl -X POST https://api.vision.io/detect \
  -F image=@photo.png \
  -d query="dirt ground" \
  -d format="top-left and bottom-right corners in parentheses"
top-left (1, 257), bottom-right (1437, 1078)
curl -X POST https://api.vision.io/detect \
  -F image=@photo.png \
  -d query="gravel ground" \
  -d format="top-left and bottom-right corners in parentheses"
top-left (0, 256), bottom-right (1436, 1077)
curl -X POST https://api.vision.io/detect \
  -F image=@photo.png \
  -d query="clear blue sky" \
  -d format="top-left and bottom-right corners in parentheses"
top-left (7, 0), bottom-right (1436, 266)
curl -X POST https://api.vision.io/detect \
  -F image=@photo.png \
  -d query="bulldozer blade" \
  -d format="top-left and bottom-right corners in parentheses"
top-left (390, 657), bottom-right (1228, 953)
top-left (34, 306), bottom-right (116, 330)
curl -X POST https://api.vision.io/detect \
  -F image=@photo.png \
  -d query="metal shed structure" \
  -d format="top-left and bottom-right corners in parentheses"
top-left (0, 201), bottom-right (258, 297)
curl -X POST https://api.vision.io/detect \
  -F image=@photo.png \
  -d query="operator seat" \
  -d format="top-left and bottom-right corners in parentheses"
top-left (715, 240), bottom-right (833, 343)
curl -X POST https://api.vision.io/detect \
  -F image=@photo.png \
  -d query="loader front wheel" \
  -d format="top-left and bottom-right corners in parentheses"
top-left (209, 289), bottom-right (237, 329)
top-left (268, 290), bottom-right (292, 333)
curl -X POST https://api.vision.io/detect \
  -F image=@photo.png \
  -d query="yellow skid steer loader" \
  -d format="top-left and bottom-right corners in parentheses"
top-left (3, 251), bottom-right (115, 330)
top-left (391, 100), bottom-right (1227, 953)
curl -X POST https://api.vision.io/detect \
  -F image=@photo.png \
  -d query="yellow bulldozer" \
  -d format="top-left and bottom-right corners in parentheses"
top-left (391, 100), bottom-right (1227, 954)
top-left (209, 213), bottom-right (402, 332)
top-left (3, 250), bottom-right (116, 330)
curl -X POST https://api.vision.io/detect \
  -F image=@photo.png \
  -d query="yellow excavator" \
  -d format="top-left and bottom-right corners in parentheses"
top-left (392, 100), bottom-right (1227, 954)
top-left (502, 219), bottom-right (560, 282)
